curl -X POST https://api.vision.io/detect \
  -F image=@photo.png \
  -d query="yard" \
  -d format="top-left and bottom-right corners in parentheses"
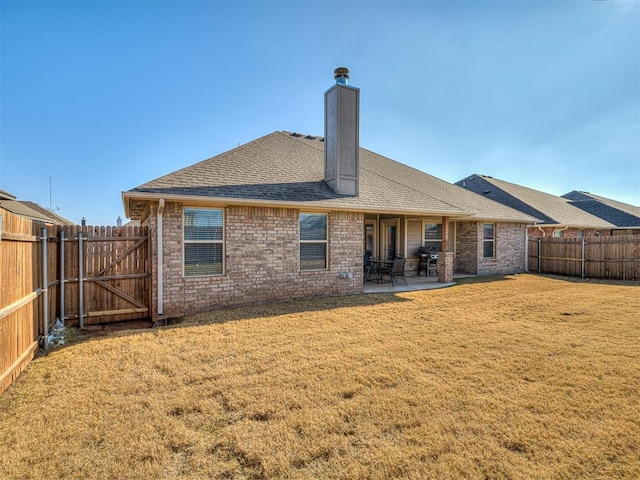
top-left (0, 274), bottom-right (638, 479)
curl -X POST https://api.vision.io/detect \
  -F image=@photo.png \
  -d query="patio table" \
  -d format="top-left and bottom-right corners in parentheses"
top-left (370, 258), bottom-right (394, 283)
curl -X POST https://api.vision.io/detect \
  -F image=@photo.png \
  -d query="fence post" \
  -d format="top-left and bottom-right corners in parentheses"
top-left (59, 229), bottom-right (65, 325)
top-left (41, 227), bottom-right (49, 350)
top-left (78, 231), bottom-right (84, 328)
top-left (581, 238), bottom-right (585, 279)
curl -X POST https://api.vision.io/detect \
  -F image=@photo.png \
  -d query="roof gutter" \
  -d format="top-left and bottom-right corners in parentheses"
top-left (123, 191), bottom-right (540, 224)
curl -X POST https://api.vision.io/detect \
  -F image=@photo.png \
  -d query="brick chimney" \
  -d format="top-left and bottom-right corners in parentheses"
top-left (324, 67), bottom-right (360, 196)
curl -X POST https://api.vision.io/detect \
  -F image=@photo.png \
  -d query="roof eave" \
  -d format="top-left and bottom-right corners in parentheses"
top-left (122, 191), bottom-right (470, 219)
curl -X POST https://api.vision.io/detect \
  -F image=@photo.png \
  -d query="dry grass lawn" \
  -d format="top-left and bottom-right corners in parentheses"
top-left (0, 274), bottom-right (638, 479)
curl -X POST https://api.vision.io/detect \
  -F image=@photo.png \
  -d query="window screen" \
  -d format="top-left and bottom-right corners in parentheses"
top-left (300, 213), bottom-right (327, 270)
top-left (184, 208), bottom-right (224, 276)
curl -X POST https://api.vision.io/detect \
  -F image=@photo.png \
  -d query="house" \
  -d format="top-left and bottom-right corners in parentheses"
top-left (562, 191), bottom-right (640, 235)
top-left (0, 189), bottom-right (74, 225)
top-left (455, 174), bottom-right (615, 238)
top-left (123, 68), bottom-right (536, 320)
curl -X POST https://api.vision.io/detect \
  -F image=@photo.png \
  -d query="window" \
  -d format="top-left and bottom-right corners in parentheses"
top-left (424, 223), bottom-right (442, 252)
top-left (364, 221), bottom-right (376, 257)
top-left (300, 213), bottom-right (327, 270)
top-left (553, 230), bottom-right (564, 238)
top-left (483, 223), bottom-right (495, 258)
top-left (183, 208), bottom-right (224, 276)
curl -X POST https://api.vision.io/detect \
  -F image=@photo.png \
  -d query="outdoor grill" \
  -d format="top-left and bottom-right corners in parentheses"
top-left (416, 246), bottom-right (439, 276)
top-left (416, 246), bottom-right (439, 260)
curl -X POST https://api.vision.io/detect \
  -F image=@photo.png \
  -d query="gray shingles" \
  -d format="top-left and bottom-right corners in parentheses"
top-left (563, 191), bottom-right (640, 227)
top-left (456, 174), bottom-right (615, 228)
top-left (125, 131), bottom-right (536, 222)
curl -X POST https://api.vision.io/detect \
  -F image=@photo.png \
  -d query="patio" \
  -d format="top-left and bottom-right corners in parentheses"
top-left (362, 272), bottom-right (472, 294)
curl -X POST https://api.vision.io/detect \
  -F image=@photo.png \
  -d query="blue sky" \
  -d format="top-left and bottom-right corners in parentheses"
top-left (1, 0), bottom-right (638, 225)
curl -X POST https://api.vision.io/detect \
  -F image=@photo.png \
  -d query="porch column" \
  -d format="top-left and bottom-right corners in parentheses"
top-left (438, 217), bottom-right (454, 283)
top-left (441, 216), bottom-right (449, 253)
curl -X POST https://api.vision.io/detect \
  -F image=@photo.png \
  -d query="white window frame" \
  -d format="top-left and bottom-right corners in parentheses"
top-left (483, 223), bottom-right (495, 258)
top-left (423, 222), bottom-right (442, 251)
top-left (300, 212), bottom-right (328, 271)
top-left (183, 207), bottom-right (225, 277)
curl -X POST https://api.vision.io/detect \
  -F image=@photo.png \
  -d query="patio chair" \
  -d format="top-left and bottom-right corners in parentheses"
top-left (389, 257), bottom-right (407, 286)
top-left (363, 253), bottom-right (375, 283)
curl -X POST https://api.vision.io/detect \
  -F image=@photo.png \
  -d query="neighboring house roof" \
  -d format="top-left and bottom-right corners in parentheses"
top-left (18, 201), bottom-right (75, 226)
top-left (0, 194), bottom-right (74, 225)
top-left (0, 189), bottom-right (17, 201)
top-left (124, 131), bottom-right (536, 224)
top-left (562, 191), bottom-right (640, 228)
top-left (455, 174), bottom-right (615, 229)
top-left (0, 200), bottom-right (56, 223)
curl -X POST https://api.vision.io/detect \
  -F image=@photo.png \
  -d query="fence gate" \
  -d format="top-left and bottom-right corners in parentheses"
top-left (62, 226), bottom-right (150, 325)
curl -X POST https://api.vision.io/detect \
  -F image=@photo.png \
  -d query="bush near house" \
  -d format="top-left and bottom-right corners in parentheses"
top-left (0, 274), bottom-right (638, 479)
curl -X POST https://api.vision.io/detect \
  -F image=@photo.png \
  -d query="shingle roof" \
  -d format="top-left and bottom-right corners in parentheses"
top-left (0, 200), bottom-right (74, 225)
top-left (0, 189), bottom-right (17, 201)
top-left (562, 191), bottom-right (640, 228)
top-left (18, 202), bottom-right (75, 226)
top-left (456, 174), bottom-right (615, 229)
top-left (124, 131), bottom-right (536, 223)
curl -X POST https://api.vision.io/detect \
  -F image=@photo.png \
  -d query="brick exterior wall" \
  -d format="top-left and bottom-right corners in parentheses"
top-left (456, 221), bottom-right (526, 275)
top-left (455, 222), bottom-right (478, 274)
top-left (144, 202), bottom-right (364, 319)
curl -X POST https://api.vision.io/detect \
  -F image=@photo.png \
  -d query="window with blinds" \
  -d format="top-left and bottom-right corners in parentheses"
top-left (183, 208), bottom-right (224, 276)
top-left (483, 223), bottom-right (495, 258)
top-left (300, 213), bottom-right (327, 270)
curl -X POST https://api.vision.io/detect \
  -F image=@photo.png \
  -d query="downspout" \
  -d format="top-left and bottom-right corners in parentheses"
top-left (157, 199), bottom-right (165, 317)
top-left (553, 226), bottom-right (569, 237)
top-left (524, 227), bottom-right (529, 273)
top-left (537, 226), bottom-right (546, 237)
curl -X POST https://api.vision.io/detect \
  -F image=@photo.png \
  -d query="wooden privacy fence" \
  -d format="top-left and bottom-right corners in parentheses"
top-left (1, 207), bottom-right (150, 394)
top-left (528, 236), bottom-right (640, 280)
top-left (0, 208), bottom-right (58, 394)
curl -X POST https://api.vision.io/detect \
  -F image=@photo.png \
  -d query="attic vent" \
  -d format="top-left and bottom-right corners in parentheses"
top-left (483, 190), bottom-right (491, 194)
top-left (290, 132), bottom-right (302, 137)
top-left (305, 135), bottom-right (316, 140)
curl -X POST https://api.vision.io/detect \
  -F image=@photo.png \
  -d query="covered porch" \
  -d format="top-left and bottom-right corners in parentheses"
top-left (362, 213), bottom-right (458, 284)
